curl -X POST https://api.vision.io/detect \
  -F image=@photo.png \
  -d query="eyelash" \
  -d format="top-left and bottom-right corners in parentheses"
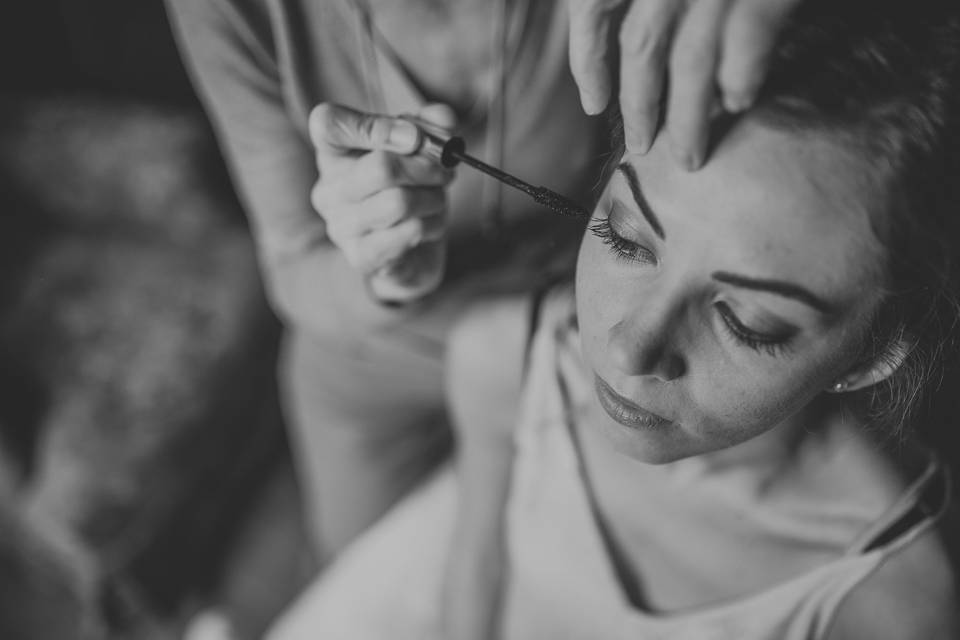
top-left (589, 215), bottom-right (657, 265)
top-left (715, 302), bottom-right (792, 357)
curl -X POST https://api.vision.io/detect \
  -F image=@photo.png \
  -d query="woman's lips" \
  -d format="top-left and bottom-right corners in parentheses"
top-left (594, 375), bottom-right (673, 431)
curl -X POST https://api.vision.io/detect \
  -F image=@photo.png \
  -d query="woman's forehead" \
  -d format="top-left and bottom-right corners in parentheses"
top-left (616, 119), bottom-right (889, 302)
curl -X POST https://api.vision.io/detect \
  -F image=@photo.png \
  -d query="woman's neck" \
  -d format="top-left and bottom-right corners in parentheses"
top-left (574, 395), bottom-right (909, 614)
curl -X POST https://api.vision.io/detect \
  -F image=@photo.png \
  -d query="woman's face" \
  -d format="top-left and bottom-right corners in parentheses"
top-left (576, 118), bottom-right (889, 463)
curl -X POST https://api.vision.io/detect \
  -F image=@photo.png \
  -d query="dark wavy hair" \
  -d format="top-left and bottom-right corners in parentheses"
top-left (753, 0), bottom-right (960, 439)
top-left (610, 0), bottom-right (960, 441)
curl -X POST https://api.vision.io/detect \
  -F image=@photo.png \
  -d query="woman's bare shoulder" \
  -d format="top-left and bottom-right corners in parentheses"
top-left (446, 293), bottom-right (535, 444)
top-left (826, 525), bottom-right (958, 640)
top-left (445, 285), bottom-right (574, 445)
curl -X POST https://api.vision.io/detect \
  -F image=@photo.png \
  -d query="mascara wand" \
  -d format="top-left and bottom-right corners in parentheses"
top-left (414, 130), bottom-right (590, 219)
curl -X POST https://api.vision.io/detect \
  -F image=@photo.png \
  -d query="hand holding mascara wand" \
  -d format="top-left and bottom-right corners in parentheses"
top-left (308, 103), bottom-right (589, 304)
top-left (368, 118), bottom-right (589, 304)
top-left (409, 127), bottom-right (590, 220)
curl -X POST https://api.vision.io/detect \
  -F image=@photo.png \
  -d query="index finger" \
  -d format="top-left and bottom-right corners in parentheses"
top-left (568, 0), bottom-right (627, 115)
top-left (617, 0), bottom-right (684, 153)
top-left (666, 0), bottom-right (729, 171)
top-left (308, 103), bottom-right (422, 157)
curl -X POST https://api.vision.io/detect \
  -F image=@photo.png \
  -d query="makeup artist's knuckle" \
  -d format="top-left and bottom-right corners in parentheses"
top-left (342, 213), bottom-right (367, 238)
top-left (325, 221), bottom-right (348, 248)
top-left (403, 217), bottom-right (425, 245)
top-left (367, 198), bottom-right (397, 228)
top-left (622, 84), bottom-right (660, 113)
top-left (619, 24), bottom-right (667, 59)
top-left (368, 151), bottom-right (399, 184)
top-left (382, 189), bottom-right (410, 218)
top-left (355, 245), bottom-right (376, 271)
top-left (328, 208), bottom-right (357, 238)
top-left (672, 42), bottom-right (713, 76)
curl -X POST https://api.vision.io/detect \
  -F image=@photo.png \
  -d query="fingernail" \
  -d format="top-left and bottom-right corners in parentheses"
top-left (388, 120), bottom-right (421, 152)
top-left (625, 125), bottom-right (652, 155)
top-left (581, 90), bottom-right (605, 116)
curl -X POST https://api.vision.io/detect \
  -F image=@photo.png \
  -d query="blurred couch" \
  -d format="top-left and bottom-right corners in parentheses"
top-left (0, 94), bottom-right (286, 637)
top-left (0, 2), bottom-right (308, 637)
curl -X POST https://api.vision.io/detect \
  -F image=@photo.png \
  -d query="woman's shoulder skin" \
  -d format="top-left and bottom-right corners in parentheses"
top-left (443, 294), bottom-right (535, 639)
top-left (826, 525), bottom-right (958, 640)
top-left (446, 293), bottom-right (534, 446)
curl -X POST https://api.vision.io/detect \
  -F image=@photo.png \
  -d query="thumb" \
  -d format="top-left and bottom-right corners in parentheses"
top-left (568, 0), bottom-right (621, 115)
top-left (394, 103), bottom-right (457, 144)
top-left (416, 103), bottom-right (458, 133)
top-left (309, 102), bottom-right (422, 155)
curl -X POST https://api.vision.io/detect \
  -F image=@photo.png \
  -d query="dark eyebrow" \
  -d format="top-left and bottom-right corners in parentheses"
top-left (616, 163), bottom-right (665, 239)
top-left (712, 271), bottom-right (833, 314)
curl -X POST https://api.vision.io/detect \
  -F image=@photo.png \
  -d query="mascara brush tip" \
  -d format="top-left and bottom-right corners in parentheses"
top-left (532, 188), bottom-right (590, 219)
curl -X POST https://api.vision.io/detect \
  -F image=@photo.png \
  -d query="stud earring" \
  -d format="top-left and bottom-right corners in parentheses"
top-left (832, 381), bottom-right (847, 392)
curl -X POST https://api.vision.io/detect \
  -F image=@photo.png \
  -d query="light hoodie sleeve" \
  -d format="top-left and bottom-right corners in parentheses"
top-left (165, 0), bottom-right (404, 334)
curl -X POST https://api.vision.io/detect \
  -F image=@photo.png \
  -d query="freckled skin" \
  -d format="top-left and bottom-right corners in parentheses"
top-left (575, 117), bottom-right (888, 463)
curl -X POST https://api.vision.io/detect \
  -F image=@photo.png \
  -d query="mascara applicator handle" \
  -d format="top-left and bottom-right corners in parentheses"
top-left (413, 130), bottom-right (465, 168)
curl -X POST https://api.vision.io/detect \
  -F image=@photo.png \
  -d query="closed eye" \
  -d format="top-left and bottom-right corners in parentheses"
top-left (589, 214), bottom-right (657, 265)
top-left (715, 301), bottom-right (793, 357)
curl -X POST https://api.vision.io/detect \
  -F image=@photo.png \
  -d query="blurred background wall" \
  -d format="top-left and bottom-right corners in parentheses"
top-left (0, 3), bottom-right (313, 638)
top-left (0, 0), bottom-right (195, 102)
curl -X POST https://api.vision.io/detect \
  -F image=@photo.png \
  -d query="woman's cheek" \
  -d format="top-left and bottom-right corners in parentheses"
top-left (688, 360), bottom-right (830, 444)
top-left (575, 239), bottom-right (611, 367)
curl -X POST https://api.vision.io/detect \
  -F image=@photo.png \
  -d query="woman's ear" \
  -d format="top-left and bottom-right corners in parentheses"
top-left (828, 337), bottom-right (913, 393)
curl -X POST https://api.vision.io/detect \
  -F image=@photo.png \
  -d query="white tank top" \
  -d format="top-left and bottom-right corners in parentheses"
top-left (266, 292), bottom-right (950, 640)
top-left (500, 293), bottom-right (949, 640)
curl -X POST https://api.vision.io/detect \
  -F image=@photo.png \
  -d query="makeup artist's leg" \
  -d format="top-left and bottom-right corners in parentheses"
top-left (280, 320), bottom-right (452, 558)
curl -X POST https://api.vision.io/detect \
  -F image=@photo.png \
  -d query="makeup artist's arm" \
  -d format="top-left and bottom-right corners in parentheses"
top-left (568, 0), bottom-right (802, 168)
top-left (165, 0), bottom-right (434, 334)
top-left (441, 298), bottom-right (526, 640)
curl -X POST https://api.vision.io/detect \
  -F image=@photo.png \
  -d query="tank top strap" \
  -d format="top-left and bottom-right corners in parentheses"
top-left (848, 451), bottom-right (952, 555)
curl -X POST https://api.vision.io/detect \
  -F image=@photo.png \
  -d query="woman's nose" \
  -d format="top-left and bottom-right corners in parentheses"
top-left (607, 307), bottom-right (686, 381)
